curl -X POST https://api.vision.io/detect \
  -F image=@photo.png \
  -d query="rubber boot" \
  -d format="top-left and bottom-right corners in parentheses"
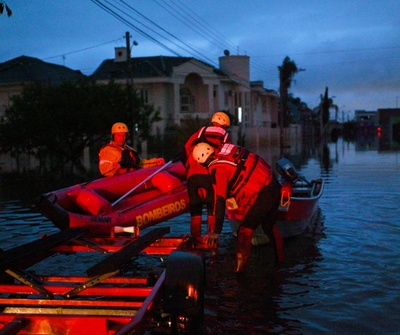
top-left (207, 215), bottom-right (218, 261)
top-left (190, 215), bottom-right (202, 238)
top-left (234, 226), bottom-right (254, 273)
top-left (273, 225), bottom-right (284, 264)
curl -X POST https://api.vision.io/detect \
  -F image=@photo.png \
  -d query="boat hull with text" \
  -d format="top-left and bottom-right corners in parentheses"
top-left (36, 162), bottom-right (190, 236)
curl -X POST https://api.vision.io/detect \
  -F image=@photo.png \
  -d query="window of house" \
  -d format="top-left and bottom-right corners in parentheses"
top-left (244, 92), bottom-right (250, 107)
top-left (180, 88), bottom-right (193, 113)
top-left (224, 91), bottom-right (231, 106)
top-left (262, 99), bottom-right (267, 114)
top-left (140, 90), bottom-right (148, 103)
top-left (234, 92), bottom-right (242, 106)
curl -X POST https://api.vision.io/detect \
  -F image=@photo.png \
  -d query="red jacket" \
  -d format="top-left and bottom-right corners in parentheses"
top-left (183, 126), bottom-right (230, 178)
top-left (205, 144), bottom-right (274, 233)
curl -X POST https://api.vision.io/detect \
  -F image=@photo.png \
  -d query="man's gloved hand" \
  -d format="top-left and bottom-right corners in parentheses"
top-left (157, 157), bottom-right (165, 166)
top-left (178, 236), bottom-right (200, 250)
top-left (141, 157), bottom-right (165, 168)
top-left (113, 162), bottom-right (121, 171)
top-left (204, 232), bottom-right (219, 247)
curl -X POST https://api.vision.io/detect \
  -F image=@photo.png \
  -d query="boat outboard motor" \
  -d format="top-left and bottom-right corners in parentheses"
top-left (276, 158), bottom-right (303, 184)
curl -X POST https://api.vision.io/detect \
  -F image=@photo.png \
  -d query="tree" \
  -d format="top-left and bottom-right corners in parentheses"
top-left (122, 87), bottom-right (162, 146)
top-left (278, 56), bottom-right (299, 128)
top-left (161, 115), bottom-right (206, 159)
top-left (0, 81), bottom-right (160, 176)
top-left (0, 1), bottom-right (12, 17)
top-left (313, 87), bottom-right (338, 138)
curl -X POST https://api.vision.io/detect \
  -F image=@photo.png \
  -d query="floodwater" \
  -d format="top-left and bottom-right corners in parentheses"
top-left (0, 136), bottom-right (399, 335)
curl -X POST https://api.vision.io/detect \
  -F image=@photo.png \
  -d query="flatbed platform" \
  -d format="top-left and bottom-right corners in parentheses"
top-left (0, 227), bottom-right (207, 335)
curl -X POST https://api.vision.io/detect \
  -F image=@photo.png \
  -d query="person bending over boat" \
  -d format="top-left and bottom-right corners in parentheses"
top-left (192, 142), bottom-right (284, 273)
top-left (181, 112), bottom-right (231, 239)
top-left (99, 122), bottom-right (164, 177)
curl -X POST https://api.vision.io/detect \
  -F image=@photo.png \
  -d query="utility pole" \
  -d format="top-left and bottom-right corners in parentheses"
top-left (126, 31), bottom-right (132, 86)
top-left (125, 32), bottom-right (134, 146)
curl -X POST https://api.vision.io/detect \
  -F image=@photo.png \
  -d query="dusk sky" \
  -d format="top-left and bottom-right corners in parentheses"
top-left (1, 1), bottom-right (400, 119)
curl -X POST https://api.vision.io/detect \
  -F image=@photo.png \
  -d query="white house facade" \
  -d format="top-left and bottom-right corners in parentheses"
top-left (0, 50), bottom-right (293, 172)
top-left (91, 48), bottom-right (281, 152)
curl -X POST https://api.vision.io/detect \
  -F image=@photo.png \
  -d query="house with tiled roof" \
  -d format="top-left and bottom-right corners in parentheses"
top-left (91, 47), bottom-right (280, 151)
top-left (0, 56), bottom-right (86, 173)
top-left (0, 51), bottom-right (282, 172)
top-left (0, 56), bottom-right (85, 116)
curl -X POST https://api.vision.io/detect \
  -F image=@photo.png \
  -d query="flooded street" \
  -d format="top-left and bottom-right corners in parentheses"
top-left (1, 137), bottom-right (399, 334)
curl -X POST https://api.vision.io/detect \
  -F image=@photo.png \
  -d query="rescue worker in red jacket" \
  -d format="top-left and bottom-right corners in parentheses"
top-left (192, 142), bottom-right (284, 273)
top-left (99, 122), bottom-right (164, 177)
top-left (182, 112), bottom-right (231, 238)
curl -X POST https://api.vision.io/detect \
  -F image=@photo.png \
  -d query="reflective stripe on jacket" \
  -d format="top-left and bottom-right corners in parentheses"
top-left (206, 144), bottom-right (274, 232)
top-left (184, 126), bottom-right (231, 178)
top-left (98, 142), bottom-right (139, 177)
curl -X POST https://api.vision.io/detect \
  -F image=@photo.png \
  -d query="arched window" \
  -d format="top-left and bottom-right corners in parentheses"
top-left (180, 87), bottom-right (194, 113)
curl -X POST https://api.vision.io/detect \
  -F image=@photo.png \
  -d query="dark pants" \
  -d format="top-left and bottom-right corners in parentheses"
top-left (187, 174), bottom-right (215, 216)
top-left (242, 175), bottom-right (281, 236)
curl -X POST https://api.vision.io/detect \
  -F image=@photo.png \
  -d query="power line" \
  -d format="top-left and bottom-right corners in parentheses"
top-left (84, 0), bottom-right (296, 88)
top-left (154, 0), bottom-right (279, 81)
top-left (154, 0), bottom-right (237, 52)
top-left (253, 45), bottom-right (400, 58)
top-left (89, 0), bottom-right (182, 56)
top-left (91, 0), bottom-right (217, 64)
top-left (55, 1), bottom-right (399, 92)
top-left (43, 38), bottom-right (123, 61)
top-left (68, 0), bottom-right (222, 78)
top-left (118, 0), bottom-right (218, 65)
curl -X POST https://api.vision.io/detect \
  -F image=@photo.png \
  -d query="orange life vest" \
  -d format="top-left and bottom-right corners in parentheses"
top-left (184, 126), bottom-right (231, 177)
top-left (208, 143), bottom-right (273, 200)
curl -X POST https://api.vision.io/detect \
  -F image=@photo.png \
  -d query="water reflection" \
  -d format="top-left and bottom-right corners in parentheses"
top-left (0, 135), bottom-right (399, 334)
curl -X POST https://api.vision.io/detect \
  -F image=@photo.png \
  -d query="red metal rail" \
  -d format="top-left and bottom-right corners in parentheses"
top-left (0, 227), bottom-right (199, 335)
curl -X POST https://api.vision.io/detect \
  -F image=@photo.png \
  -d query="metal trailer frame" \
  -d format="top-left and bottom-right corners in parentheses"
top-left (0, 227), bottom-right (206, 335)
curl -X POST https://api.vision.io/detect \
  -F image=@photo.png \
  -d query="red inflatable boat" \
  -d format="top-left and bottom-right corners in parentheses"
top-left (37, 158), bottom-right (323, 240)
top-left (36, 162), bottom-right (189, 236)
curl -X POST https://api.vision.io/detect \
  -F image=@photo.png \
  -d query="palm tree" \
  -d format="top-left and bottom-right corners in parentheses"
top-left (313, 87), bottom-right (338, 138)
top-left (278, 56), bottom-right (304, 153)
top-left (279, 56), bottom-right (299, 128)
top-left (0, 2), bottom-right (12, 17)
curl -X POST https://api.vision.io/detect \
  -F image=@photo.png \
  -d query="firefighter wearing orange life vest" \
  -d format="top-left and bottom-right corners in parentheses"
top-left (192, 142), bottom-right (284, 273)
top-left (181, 112), bottom-right (231, 238)
top-left (99, 122), bottom-right (164, 177)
